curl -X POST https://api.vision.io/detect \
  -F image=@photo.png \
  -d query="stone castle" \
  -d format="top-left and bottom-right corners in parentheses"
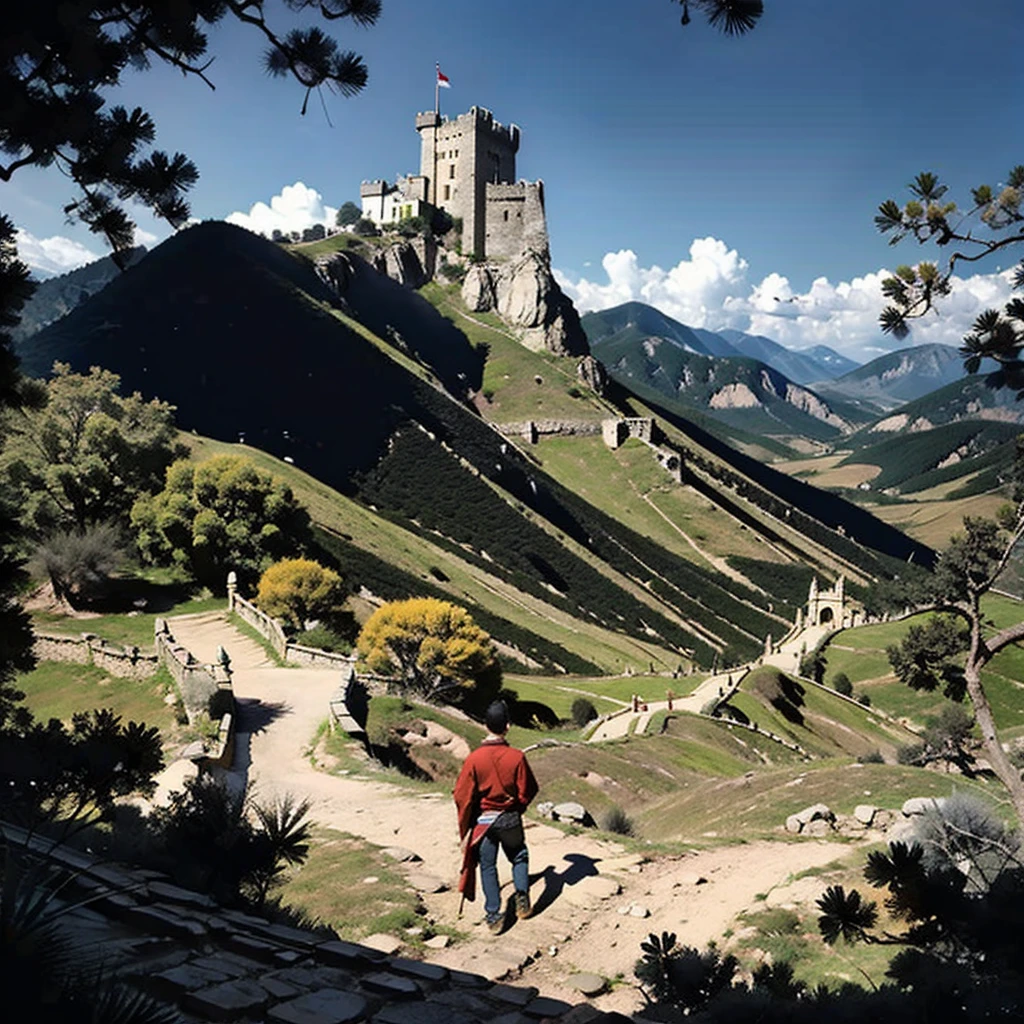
top-left (361, 106), bottom-right (549, 261)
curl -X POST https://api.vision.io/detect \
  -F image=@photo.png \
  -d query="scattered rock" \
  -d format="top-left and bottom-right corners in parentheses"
top-left (535, 801), bottom-right (555, 819)
top-left (382, 846), bottom-right (423, 864)
top-left (361, 933), bottom-right (403, 956)
top-left (795, 803), bottom-right (834, 825)
top-left (854, 804), bottom-right (877, 825)
top-left (785, 815), bottom-right (803, 834)
top-left (805, 819), bottom-right (832, 837)
top-left (569, 973), bottom-right (607, 997)
top-left (551, 801), bottom-right (592, 825)
top-left (576, 355), bottom-right (607, 396)
top-left (406, 871), bottom-right (449, 894)
top-left (362, 876), bottom-right (379, 884)
top-left (628, 904), bottom-right (651, 919)
top-left (424, 934), bottom-right (450, 950)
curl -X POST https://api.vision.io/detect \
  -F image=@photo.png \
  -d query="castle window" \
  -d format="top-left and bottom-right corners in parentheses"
top-left (443, 185), bottom-right (450, 200)
top-left (449, 164), bottom-right (455, 179)
top-left (503, 210), bottom-right (509, 222)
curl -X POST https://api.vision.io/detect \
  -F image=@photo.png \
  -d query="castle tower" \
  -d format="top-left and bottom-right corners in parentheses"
top-left (416, 106), bottom-right (543, 260)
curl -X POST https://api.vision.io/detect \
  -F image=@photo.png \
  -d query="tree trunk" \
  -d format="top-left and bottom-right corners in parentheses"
top-left (965, 659), bottom-right (1024, 823)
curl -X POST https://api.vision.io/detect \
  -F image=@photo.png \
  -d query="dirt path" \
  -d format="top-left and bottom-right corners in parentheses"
top-left (165, 613), bottom-right (859, 1015)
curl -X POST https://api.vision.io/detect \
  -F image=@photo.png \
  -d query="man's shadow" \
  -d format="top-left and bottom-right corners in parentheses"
top-left (528, 853), bottom-right (602, 917)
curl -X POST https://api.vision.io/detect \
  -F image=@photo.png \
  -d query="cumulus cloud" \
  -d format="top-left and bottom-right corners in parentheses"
top-left (15, 228), bottom-right (103, 278)
top-left (558, 238), bottom-right (1016, 360)
top-left (133, 226), bottom-right (160, 248)
top-left (226, 182), bottom-right (337, 238)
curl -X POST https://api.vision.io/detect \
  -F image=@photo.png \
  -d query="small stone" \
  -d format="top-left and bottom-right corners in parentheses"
top-left (629, 904), bottom-right (651, 918)
top-left (424, 934), bottom-right (450, 949)
top-left (362, 875), bottom-right (379, 884)
top-left (382, 846), bottom-right (422, 863)
top-left (569, 972), bottom-right (607, 996)
top-left (785, 815), bottom-right (803, 834)
top-left (551, 801), bottom-right (590, 824)
top-left (405, 926), bottom-right (424, 936)
top-left (548, 945), bottom-right (558, 956)
top-left (805, 819), bottom-right (832, 837)
top-left (361, 932), bottom-right (402, 955)
top-left (406, 871), bottom-right (449, 893)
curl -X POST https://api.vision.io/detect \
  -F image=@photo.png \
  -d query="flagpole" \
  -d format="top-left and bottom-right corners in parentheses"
top-left (433, 64), bottom-right (440, 207)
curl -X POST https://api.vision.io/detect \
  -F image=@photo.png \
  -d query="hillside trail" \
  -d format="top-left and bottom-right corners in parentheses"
top-left (162, 612), bottom-right (858, 1015)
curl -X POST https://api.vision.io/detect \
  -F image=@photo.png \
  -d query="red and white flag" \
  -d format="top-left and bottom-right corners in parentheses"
top-left (436, 64), bottom-right (451, 89)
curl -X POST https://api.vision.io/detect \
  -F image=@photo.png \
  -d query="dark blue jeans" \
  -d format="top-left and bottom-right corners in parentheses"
top-left (478, 817), bottom-right (529, 919)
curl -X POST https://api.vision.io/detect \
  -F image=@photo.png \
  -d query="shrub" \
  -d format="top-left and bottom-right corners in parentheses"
top-left (897, 742), bottom-right (926, 765)
top-left (857, 750), bottom-right (884, 764)
top-left (602, 806), bottom-right (636, 837)
top-left (31, 522), bottom-right (128, 606)
top-left (438, 259), bottom-right (465, 283)
top-left (295, 624), bottom-right (351, 653)
top-left (257, 558), bottom-right (344, 631)
top-left (832, 671), bottom-right (853, 696)
top-left (571, 697), bottom-right (598, 728)
top-left (352, 217), bottom-right (378, 236)
top-left (856, 692), bottom-right (871, 707)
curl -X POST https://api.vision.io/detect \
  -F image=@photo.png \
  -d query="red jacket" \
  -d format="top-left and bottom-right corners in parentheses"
top-left (453, 738), bottom-right (538, 839)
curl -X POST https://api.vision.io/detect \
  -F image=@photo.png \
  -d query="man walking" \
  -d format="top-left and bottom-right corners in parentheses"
top-left (454, 700), bottom-right (539, 933)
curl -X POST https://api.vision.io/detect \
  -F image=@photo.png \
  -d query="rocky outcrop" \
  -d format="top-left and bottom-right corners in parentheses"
top-left (577, 354), bottom-right (608, 396)
top-left (371, 238), bottom-right (436, 288)
top-left (461, 250), bottom-right (589, 357)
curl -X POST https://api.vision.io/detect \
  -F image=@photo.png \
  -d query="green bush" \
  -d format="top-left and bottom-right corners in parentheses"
top-left (571, 697), bottom-right (598, 728)
top-left (857, 750), bottom-right (884, 764)
top-left (857, 692), bottom-right (871, 707)
top-left (602, 806), bottom-right (636, 837)
top-left (832, 671), bottom-right (853, 696)
top-left (897, 742), bottom-right (925, 765)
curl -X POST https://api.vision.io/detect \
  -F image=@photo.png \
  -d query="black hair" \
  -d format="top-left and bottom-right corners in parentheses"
top-left (485, 700), bottom-right (510, 734)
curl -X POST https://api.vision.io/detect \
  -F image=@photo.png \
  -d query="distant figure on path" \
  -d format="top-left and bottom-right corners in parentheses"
top-left (454, 700), bottom-right (539, 934)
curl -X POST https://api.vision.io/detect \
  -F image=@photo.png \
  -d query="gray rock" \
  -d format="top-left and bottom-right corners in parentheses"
top-left (795, 803), bottom-right (834, 825)
top-left (372, 242), bottom-right (430, 288)
top-left (535, 801), bottom-right (555, 819)
top-left (903, 796), bottom-right (944, 816)
top-left (805, 819), bottom-right (832, 837)
top-left (576, 355), bottom-right (607, 396)
top-left (569, 973), bottom-right (607, 996)
top-left (551, 801), bottom-right (589, 824)
top-left (461, 264), bottom-right (498, 312)
top-left (361, 971), bottom-right (419, 998)
top-left (268, 988), bottom-right (368, 1024)
top-left (183, 979), bottom-right (268, 1021)
top-left (628, 904), bottom-right (651, 919)
top-left (854, 804), bottom-right (877, 825)
top-left (361, 932), bottom-right (403, 956)
top-left (424, 934), bottom-right (450, 949)
top-left (785, 814), bottom-right (803, 834)
top-left (381, 846), bottom-right (422, 864)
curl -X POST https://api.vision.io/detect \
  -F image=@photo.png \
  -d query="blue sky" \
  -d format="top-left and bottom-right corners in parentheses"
top-left (6, 0), bottom-right (1022, 359)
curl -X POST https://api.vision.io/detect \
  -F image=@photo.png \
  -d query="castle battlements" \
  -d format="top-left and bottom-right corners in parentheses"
top-left (362, 103), bottom-right (547, 260)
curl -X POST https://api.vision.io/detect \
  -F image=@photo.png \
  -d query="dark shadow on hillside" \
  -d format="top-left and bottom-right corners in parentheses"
top-left (342, 256), bottom-right (484, 395)
top-left (530, 853), bottom-right (601, 917)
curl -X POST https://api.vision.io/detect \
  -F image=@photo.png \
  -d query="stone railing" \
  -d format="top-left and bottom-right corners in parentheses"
top-left (154, 618), bottom-right (232, 725)
top-left (225, 571), bottom-right (358, 671)
top-left (33, 631), bottom-right (158, 680)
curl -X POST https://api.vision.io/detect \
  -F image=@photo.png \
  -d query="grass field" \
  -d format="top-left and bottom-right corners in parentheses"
top-left (276, 828), bottom-right (453, 944)
top-left (31, 594), bottom-right (223, 650)
top-left (15, 660), bottom-right (180, 736)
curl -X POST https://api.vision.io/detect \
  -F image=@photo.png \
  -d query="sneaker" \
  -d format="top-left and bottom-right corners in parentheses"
top-left (515, 891), bottom-right (532, 920)
top-left (486, 913), bottom-right (504, 935)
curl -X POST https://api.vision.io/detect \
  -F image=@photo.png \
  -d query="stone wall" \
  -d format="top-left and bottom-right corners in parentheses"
top-left (154, 618), bottom-right (230, 726)
top-left (494, 419), bottom-right (602, 443)
top-left (33, 631), bottom-right (158, 680)
top-left (484, 181), bottom-right (548, 260)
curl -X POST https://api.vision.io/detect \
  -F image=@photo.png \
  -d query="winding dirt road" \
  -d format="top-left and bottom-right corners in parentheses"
top-left (164, 612), bottom-right (857, 1014)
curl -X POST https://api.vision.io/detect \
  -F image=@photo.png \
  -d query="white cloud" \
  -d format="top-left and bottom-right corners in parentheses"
top-left (225, 182), bottom-right (337, 238)
top-left (558, 239), bottom-right (1016, 360)
top-left (15, 228), bottom-right (102, 278)
top-left (133, 226), bottom-right (160, 248)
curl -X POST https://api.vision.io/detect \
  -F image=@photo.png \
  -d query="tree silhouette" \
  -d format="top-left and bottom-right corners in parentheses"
top-left (2, 1), bottom-right (381, 259)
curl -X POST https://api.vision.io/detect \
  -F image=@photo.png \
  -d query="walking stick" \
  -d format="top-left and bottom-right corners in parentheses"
top-left (457, 892), bottom-right (465, 919)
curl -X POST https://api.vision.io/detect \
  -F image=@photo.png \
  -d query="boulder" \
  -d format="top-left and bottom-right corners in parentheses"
top-left (569, 973), bottom-right (607, 997)
top-left (785, 815), bottom-right (803, 834)
top-left (805, 819), bottom-right (833, 837)
top-left (461, 264), bottom-right (498, 312)
top-left (551, 801), bottom-right (591, 825)
top-left (372, 242), bottom-right (429, 288)
top-left (854, 804), bottom-right (877, 825)
top-left (795, 803), bottom-right (834, 825)
top-left (577, 355), bottom-right (608, 396)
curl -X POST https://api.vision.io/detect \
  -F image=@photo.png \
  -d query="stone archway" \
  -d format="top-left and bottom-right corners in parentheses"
top-left (819, 607), bottom-right (834, 626)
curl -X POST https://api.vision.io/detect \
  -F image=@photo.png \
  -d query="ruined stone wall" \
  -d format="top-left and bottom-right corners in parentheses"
top-left (33, 632), bottom-right (158, 679)
top-left (495, 419), bottom-right (602, 443)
